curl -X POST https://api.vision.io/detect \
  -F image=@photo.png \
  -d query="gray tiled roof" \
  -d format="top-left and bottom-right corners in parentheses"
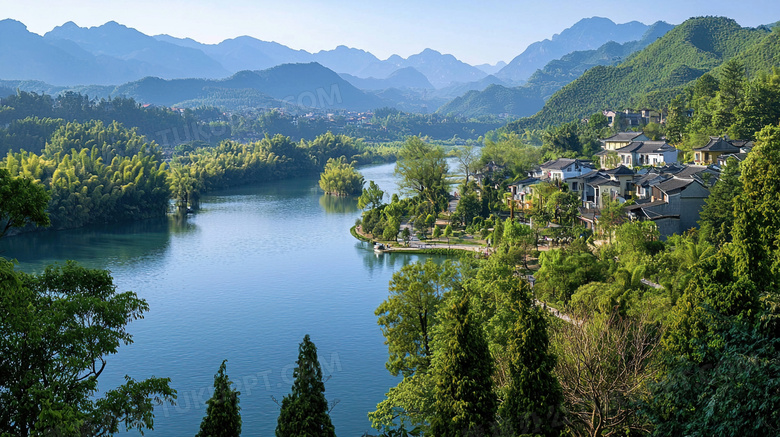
top-left (509, 177), bottom-right (540, 186)
top-left (539, 158), bottom-right (593, 171)
top-left (602, 132), bottom-right (645, 142)
top-left (655, 177), bottom-right (695, 194)
top-left (604, 165), bottom-right (635, 176)
top-left (539, 158), bottom-right (577, 170)
top-left (694, 137), bottom-right (741, 152)
top-left (625, 199), bottom-right (667, 211)
top-left (616, 140), bottom-right (676, 154)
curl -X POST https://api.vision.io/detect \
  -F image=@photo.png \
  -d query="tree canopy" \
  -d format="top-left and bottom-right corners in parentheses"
top-left (275, 335), bottom-right (335, 437)
top-left (0, 168), bottom-right (50, 237)
top-left (394, 136), bottom-right (449, 207)
top-left (196, 360), bottom-right (241, 437)
top-left (0, 260), bottom-right (176, 436)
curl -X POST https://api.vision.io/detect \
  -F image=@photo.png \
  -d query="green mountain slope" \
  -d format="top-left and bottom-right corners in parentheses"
top-left (436, 21), bottom-right (673, 118)
top-left (437, 84), bottom-right (544, 118)
top-left (507, 17), bottom-right (771, 131)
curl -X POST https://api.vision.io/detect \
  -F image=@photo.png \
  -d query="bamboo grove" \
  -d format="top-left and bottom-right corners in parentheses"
top-left (1, 119), bottom-right (395, 233)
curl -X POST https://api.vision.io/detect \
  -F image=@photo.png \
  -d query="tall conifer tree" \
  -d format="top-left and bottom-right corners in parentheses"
top-left (196, 360), bottom-right (241, 437)
top-left (500, 281), bottom-right (564, 436)
top-left (430, 297), bottom-right (497, 436)
top-left (276, 335), bottom-right (336, 437)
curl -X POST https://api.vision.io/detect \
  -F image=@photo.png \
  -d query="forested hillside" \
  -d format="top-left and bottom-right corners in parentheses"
top-left (506, 17), bottom-right (774, 132)
top-left (437, 21), bottom-right (674, 118)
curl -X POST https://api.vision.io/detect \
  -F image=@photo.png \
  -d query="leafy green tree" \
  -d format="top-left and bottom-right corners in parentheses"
top-left (318, 157), bottom-right (364, 196)
top-left (453, 144), bottom-right (480, 183)
top-left (597, 196), bottom-right (625, 243)
top-left (0, 168), bottom-right (50, 237)
top-left (432, 225), bottom-right (441, 239)
top-left (394, 136), bottom-right (449, 207)
top-left (665, 95), bottom-right (689, 145)
top-left (375, 259), bottom-right (459, 377)
top-left (0, 260), bottom-right (176, 436)
top-left (536, 248), bottom-right (606, 305)
top-left (663, 248), bottom-right (759, 364)
top-left (430, 297), bottom-right (497, 436)
top-left (196, 360), bottom-right (241, 437)
top-left (729, 69), bottom-right (780, 140)
top-left (358, 180), bottom-right (385, 210)
top-left (383, 217), bottom-right (400, 241)
top-left (453, 192), bottom-right (481, 227)
top-left (587, 112), bottom-right (609, 131)
top-left (480, 133), bottom-right (542, 178)
top-left (444, 224), bottom-right (453, 247)
top-left (402, 227), bottom-right (412, 246)
top-left (425, 214), bottom-right (436, 235)
top-left (712, 58), bottom-right (746, 132)
top-left (643, 122), bottom-right (665, 141)
top-left (645, 319), bottom-right (780, 437)
top-left (275, 335), bottom-right (336, 437)
top-left (488, 217), bottom-right (502, 248)
top-left (500, 281), bottom-right (564, 436)
top-left (541, 121), bottom-right (585, 159)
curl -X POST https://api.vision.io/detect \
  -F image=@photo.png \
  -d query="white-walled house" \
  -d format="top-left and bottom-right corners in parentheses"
top-left (533, 158), bottom-right (595, 182)
top-left (614, 140), bottom-right (678, 167)
top-left (600, 132), bottom-right (650, 151)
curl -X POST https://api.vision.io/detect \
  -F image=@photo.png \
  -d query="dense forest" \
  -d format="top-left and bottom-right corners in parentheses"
top-left (0, 111), bottom-right (396, 232)
top-left (0, 91), bottom-right (231, 156)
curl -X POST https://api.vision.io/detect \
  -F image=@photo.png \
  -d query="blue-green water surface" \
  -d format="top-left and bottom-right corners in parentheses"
top-left (0, 162), bottom-right (440, 436)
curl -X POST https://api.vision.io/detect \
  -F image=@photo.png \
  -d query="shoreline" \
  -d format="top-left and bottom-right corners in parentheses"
top-left (350, 225), bottom-right (489, 256)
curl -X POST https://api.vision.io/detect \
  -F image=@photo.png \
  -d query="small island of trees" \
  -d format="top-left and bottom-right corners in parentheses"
top-left (318, 157), bottom-right (365, 196)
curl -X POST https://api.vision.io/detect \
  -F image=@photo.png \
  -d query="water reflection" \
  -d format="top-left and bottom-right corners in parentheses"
top-left (319, 194), bottom-right (360, 214)
top-left (169, 212), bottom-right (199, 235)
top-left (0, 215), bottom-right (189, 271)
top-left (358, 241), bottom-right (444, 277)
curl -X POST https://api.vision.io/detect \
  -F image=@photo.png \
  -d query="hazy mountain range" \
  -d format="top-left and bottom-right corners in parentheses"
top-left (0, 16), bottom-right (686, 116)
top-left (1, 17), bottom-right (659, 87)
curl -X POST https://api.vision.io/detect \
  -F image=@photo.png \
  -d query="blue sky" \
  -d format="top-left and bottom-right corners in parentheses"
top-left (2, 0), bottom-right (779, 65)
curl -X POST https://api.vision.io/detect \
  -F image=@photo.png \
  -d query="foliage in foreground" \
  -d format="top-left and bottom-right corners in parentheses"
top-left (196, 360), bottom-right (241, 437)
top-left (276, 335), bottom-right (336, 437)
top-left (0, 260), bottom-right (176, 436)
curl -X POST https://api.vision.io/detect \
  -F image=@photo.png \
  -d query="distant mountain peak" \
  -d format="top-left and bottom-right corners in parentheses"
top-left (0, 18), bottom-right (28, 32)
top-left (496, 17), bottom-right (651, 83)
top-left (59, 21), bottom-right (79, 29)
top-left (420, 48), bottom-right (442, 55)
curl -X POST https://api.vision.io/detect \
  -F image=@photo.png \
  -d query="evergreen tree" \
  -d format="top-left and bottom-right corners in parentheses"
top-left (733, 124), bottom-right (780, 290)
top-left (500, 281), bottom-right (564, 436)
top-left (430, 296), bottom-right (498, 436)
top-left (698, 156), bottom-right (741, 247)
top-left (196, 360), bottom-right (241, 437)
top-left (276, 335), bottom-right (336, 437)
top-left (664, 95), bottom-right (689, 145)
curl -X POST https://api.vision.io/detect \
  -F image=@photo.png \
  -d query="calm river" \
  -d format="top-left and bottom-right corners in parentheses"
top-left (0, 162), bottom-right (442, 436)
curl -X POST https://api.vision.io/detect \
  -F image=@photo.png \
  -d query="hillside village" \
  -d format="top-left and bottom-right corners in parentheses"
top-left (494, 130), bottom-right (751, 239)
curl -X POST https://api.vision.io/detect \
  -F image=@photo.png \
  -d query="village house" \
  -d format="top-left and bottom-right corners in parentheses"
top-left (602, 110), bottom-right (663, 127)
top-left (614, 140), bottom-right (678, 167)
top-left (531, 158), bottom-right (595, 182)
top-left (625, 175), bottom-right (710, 238)
top-left (565, 165), bottom-right (635, 209)
top-left (508, 177), bottom-right (541, 212)
top-left (600, 131), bottom-right (651, 151)
top-left (693, 137), bottom-right (752, 164)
